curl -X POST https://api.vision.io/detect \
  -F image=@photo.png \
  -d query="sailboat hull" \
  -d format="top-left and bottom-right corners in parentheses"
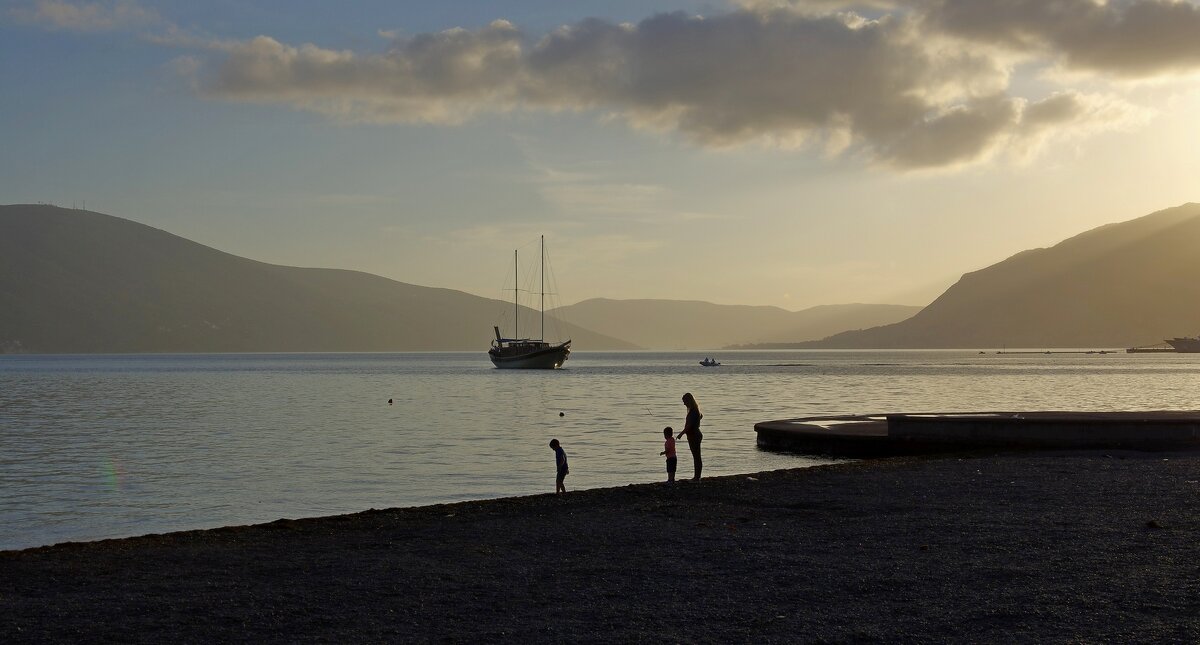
top-left (1167, 337), bottom-right (1200, 352)
top-left (489, 342), bottom-right (571, 369)
top-left (489, 236), bottom-right (569, 369)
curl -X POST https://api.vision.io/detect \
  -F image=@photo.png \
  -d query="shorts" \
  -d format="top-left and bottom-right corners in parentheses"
top-left (666, 456), bottom-right (677, 475)
top-left (557, 466), bottom-right (569, 482)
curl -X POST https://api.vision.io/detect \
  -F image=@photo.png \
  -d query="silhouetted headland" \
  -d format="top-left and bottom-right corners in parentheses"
top-left (800, 202), bottom-right (1200, 349)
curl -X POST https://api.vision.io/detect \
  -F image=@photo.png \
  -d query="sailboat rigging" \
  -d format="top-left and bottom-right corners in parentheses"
top-left (488, 235), bottom-right (571, 369)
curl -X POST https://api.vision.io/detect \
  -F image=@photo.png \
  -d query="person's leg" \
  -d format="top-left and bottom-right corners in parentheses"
top-left (688, 437), bottom-right (702, 480)
top-left (556, 472), bottom-right (567, 493)
top-left (667, 456), bottom-right (676, 483)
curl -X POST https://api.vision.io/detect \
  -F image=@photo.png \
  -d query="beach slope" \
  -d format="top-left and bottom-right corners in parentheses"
top-left (4, 453), bottom-right (1200, 642)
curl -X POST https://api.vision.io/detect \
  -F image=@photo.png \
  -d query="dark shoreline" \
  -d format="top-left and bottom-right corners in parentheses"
top-left (5, 452), bottom-right (1200, 642)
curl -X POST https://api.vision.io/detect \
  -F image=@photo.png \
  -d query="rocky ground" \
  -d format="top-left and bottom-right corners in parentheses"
top-left (4, 451), bottom-right (1200, 642)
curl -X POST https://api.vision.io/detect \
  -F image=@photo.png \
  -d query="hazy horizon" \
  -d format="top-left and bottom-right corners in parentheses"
top-left (5, 201), bottom-right (935, 311)
top-left (3, 1), bottom-right (1199, 310)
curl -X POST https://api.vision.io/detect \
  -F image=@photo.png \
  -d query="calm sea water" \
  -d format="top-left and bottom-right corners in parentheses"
top-left (3, 350), bottom-right (1200, 550)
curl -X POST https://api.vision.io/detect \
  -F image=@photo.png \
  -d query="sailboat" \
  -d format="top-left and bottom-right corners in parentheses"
top-left (489, 236), bottom-right (571, 369)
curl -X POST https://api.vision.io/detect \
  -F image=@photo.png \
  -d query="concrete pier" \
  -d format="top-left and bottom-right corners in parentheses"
top-left (756, 411), bottom-right (1200, 457)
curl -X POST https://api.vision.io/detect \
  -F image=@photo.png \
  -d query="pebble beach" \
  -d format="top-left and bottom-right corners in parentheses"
top-left (4, 451), bottom-right (1200, 642)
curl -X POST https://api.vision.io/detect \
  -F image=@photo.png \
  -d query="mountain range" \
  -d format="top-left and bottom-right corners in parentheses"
top-left (0, 205), bottom-right (911, 353)
top-left (5, 202), bottom-right (1198, 353)
top-left (0, 205), bottom-right (636, 353)
top-left (804, 202), bottom-right (1200, 348)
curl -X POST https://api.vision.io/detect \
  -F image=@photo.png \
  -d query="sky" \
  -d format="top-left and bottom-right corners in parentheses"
top-left (3, 0), bottom-right (1199, 309)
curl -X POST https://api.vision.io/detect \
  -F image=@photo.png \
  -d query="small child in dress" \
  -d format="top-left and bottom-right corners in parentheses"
top-left (549, 438), bottom-right (569, 493)
top-left (659, 426), bottom-right (677, 483)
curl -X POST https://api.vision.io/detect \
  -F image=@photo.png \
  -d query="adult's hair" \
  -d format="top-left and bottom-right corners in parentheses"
top-left (682, 392), bottom-right (699, 411)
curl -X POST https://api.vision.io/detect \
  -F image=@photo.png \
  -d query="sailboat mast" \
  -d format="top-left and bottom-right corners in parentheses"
top-left (514, 249), bottom-right (518, 339)
top-left (540, 235), bottom-right (545, 342)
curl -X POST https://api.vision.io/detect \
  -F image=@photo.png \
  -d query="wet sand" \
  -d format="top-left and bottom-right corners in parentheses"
top-left (4, 451), bottom-right (1200, 642)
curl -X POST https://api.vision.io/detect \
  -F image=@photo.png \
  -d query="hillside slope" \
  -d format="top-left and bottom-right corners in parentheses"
top-left (0, 205), bottom-right (636, 353)
top-left (808, 203), bottom-right (1200, 348)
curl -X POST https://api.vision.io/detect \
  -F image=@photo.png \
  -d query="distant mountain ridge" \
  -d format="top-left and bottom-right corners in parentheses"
top-left (9, 202), bottom-right (1196, 353)
top-left (550, 299), bottom-right (922, 350)
top-left (0, 205), bottom-right (636, 353)
top-left (804, 203), bottom-right (1200, 348)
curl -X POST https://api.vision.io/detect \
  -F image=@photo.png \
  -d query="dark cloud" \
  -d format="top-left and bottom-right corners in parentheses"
top-left (922, 0), bottom-right (1200, 76)
top-left (210, 21), bottom-right (524, 123)
top-left (192, 5), bottom-right (1159, 169)
top-left (525, 11), bottom-right (971, 145)
top-left (883, 91), bottom-right (1137, 167)
top-left (881, 95), bottom-right (1020, 167)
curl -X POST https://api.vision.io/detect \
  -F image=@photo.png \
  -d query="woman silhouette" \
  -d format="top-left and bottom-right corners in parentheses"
top-left (675, 392), bottom-right (703, 480)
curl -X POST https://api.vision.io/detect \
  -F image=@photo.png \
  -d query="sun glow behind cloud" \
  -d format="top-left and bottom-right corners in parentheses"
top-left (92, 0), bottom-right (1188, 171)
top-left (14, 0), bottom-right (1197, 172)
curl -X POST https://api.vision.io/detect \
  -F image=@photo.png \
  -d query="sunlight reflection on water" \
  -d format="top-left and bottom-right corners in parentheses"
top-left (3, 350), bottom-right (1200, 549)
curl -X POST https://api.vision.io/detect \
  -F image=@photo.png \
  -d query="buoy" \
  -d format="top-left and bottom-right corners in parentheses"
top-left (559, 412), bottom-right (565, 417)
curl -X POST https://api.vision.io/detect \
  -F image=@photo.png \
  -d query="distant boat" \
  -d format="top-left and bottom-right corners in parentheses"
top-left (699, 358), bottom-right (720, 367)
top-left (1166, 335), bottom-right (1200, 353)
top-left (489, 236), bottom-right (571, 369)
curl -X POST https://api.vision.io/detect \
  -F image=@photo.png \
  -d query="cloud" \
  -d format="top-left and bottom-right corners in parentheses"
top-left (921, 0), bottom-right (1200, 77)
top-left (193, 10), bottom-right (1022, 167)
top-left (174, 3), bottom-right (1192, 169)
top-left (752, 0), bottom-right (1200, 77)
top-left (734, 0), bottom-right (905, 12)
top-left (10, 0), bottom-right (158, 32)
top-left (204, 20), bottom-right (524, 124)
top-left (883, 90), bottom-right (1147, 168)
top-left (518, 11), bottom-right (1008, 149)
top-left (1012, 90), bottom-right (1152, 158)
top-left (144, 24), bottom-right (240, 52)
top-left (510, 136), bottom-right (711, 221)
top-left (532, 172), bottom-right (719, 222)
top-left (537, 181), bottom-right (666, 216)
top-left (881, 94), bottom-right (1020, 167)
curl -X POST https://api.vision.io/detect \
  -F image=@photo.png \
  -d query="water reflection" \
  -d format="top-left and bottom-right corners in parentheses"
top-left (2, 350), bottom-right (1199, 549)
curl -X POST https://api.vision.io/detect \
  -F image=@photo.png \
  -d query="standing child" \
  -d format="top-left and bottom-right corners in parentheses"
top-left (549, 438), bottom-right (569, 493)
top-left (660, 426), bottom-right (677, 483)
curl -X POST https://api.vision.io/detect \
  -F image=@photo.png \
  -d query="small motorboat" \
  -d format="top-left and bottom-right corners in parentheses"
top-left (699, 358), bottom-right (721, 367)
